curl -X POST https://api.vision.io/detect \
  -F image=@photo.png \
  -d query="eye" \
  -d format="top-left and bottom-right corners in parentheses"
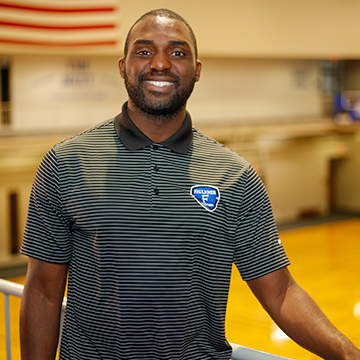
top-left (137, 50), bottom-right (151, 56)
top-left (171, 50), bottom-right (186, 57)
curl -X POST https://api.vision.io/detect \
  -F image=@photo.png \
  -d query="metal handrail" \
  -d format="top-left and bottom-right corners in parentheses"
top-left (0, 278), bottom-right (67, 360)
top-left (0, 278), bottom-right (294, 360)
top-left (229, 343), bottom-right (294, 359)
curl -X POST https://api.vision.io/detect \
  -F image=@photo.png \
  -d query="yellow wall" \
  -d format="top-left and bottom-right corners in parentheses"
top-left (121, 0), bottom-right (360, 59)
top-left (2, 0), bottom-right (360, 58)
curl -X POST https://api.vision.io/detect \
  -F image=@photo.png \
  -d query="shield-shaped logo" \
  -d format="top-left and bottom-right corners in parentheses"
top-left (190, 185), bottom-right (220, 212)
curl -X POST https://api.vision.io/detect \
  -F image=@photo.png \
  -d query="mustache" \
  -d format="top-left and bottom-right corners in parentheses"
top-left (139, 69), bottom-right (180, 84)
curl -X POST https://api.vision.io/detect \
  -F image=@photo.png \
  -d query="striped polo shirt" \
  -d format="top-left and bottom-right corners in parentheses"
top-left (21, 102), bottom-right (290, 360)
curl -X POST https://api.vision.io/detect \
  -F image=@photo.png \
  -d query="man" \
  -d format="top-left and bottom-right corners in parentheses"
top-left (20, 8), bottom-right (360, 360)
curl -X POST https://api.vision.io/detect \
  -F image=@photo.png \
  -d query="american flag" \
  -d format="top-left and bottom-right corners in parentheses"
top-left (0, 0), bottom-right (120, 50)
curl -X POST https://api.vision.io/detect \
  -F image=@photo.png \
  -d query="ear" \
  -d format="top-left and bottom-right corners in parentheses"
top-left (195, 60), bottom-right (202, 82)
top-left (118, 57), bottom-right (126, 79)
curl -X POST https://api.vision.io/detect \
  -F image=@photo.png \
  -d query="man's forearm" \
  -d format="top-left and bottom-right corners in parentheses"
top-left (20, 287), bottom-right (63, 360)
top-left (267, 281), bottom-right (360, 360)
top-left (248, 268), bottom-right (360, 360)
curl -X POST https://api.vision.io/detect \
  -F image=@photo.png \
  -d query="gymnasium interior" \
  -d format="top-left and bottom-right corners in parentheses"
top-left (1, 1), bottom-right (360, 359)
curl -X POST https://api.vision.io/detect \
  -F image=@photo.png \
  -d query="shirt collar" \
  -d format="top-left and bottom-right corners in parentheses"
top-left (114, 102), bottom-right (193, 154)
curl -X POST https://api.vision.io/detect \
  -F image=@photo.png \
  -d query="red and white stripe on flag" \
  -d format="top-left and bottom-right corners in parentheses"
top-left (0, 0), bottom-right (120, 49)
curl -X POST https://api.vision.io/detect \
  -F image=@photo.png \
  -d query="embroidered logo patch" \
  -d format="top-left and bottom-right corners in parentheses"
top-left (190, 185), bottom-right (220, 212)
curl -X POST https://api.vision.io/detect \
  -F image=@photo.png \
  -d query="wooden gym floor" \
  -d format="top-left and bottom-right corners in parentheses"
top-left (1, 218), bottom-right (360, 359)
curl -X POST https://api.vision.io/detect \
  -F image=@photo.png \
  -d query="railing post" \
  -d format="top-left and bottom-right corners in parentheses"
top-left (4, 293), bottom-right (12, 360)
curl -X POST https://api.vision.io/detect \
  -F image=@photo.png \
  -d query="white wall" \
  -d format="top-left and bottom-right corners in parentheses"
top-left (10, 55), bottom-right (323, 131)
top-left (189, 58), bottom-right (322, 126)
top-left (11, 55), bottom-right (126, 132)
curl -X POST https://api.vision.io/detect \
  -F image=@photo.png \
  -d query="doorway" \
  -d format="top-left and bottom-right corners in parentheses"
top-left (0, 59), bottom-right (11, 126)
top-left (328, 158), bottom-right (345, 212)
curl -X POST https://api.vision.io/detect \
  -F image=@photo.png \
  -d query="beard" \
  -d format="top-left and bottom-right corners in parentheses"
top-left (124, 68), bottom-right (196, 120)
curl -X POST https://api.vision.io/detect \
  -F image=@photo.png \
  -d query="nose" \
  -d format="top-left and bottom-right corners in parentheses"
top-left (149, 51), bottom-right (171, 71)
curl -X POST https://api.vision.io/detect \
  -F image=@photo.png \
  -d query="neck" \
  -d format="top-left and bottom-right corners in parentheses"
top-left (126, 101), bottom-right (187, 143)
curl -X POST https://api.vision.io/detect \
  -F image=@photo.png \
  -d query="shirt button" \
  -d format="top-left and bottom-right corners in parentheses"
top-left (154, 187), bottom-right (159, 195)
top-left (154, 165), bottom-right (159, 172)
top-left (152, 144), bottom-right (159, 150)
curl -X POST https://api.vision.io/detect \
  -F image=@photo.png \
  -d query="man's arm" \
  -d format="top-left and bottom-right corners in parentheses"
top-left (20, 257), bottom-right (69, 360)
top-left (247, 267), bottom-right (360, 360)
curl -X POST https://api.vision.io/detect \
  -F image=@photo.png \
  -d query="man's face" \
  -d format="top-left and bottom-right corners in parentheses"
top-left (119, 16), bottom-right (201, 118)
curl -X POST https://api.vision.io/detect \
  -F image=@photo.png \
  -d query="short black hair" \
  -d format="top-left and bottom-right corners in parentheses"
top-left (123, 8), bottom-right (198, 59)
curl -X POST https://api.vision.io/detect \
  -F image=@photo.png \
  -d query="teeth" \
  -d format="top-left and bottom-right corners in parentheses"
top-left (146, 80), bottom-right (174, 87)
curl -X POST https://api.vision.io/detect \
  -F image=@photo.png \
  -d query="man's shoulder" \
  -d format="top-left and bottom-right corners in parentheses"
top-left (192, 127), bottom-right (234, 152)
top-left (54, 118), bottom-right (117, 153)
top-left (192, 128), bottom-right (249, 166)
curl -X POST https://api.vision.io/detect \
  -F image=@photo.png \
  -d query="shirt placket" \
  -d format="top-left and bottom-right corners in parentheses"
top-left (150, 143), bottom-right (162, 206)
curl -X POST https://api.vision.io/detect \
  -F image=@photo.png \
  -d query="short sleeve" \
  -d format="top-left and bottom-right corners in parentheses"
top-left (20, 148), bottom-right (73, 264)
top-left (233, 165), bottom-right (290, 281)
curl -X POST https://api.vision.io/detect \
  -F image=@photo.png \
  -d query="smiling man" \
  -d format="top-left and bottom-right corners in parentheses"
top-left (20, 8), bottom-right (360, 360)
top-left (119, 11), bottom-right (202, 142)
